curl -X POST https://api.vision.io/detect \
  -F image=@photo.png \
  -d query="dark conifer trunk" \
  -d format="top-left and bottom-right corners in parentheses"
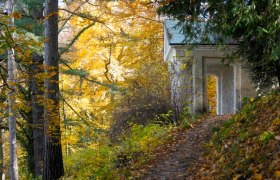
top-left (31, 55), bottom-right (44, 177)
top-left (43, 0), bottom-right (64, 179)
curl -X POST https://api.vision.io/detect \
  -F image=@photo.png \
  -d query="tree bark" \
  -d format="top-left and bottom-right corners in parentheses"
top-left (31, 55), bottom-right (44, 177)
top-left (29, 3), bottom-right (45, 177)
top-left (43, 0), bottom-right (64, 179)
top-left (7, 0), bottom-right (19, 179)
top-left (0, 128), bottom-right (5, 180)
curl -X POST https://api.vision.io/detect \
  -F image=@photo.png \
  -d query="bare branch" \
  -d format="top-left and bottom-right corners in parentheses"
top-left (58, 0), bottom-right (91, 34)
top-left (60, 94), bottom-right (98, 131)
top-left (59, 22), bottom-right (96, 55)
top-left (59, 8), bottom-right (115, 33)
top-left (104, 45), bottom-right (112, 82)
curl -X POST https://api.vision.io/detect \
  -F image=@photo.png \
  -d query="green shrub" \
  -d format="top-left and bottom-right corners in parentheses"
top-left (64, 146), bottom-right (116, 179)
top-left (64, 123), bottom-right (170, 179)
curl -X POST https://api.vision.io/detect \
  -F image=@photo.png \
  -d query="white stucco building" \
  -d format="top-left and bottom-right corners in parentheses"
top-left (164, 20), bottom-right (256, 116)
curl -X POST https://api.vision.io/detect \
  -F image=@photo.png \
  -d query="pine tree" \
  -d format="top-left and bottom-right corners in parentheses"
top-left (43, 0), bottom-right (64, 179)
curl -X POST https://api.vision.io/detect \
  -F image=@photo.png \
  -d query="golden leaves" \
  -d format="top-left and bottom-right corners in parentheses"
top-left (233, 174), bottom-right (242, 180)
top-left (10, 12), bottom-right (22, 20)
top-left (57, 0), bottom-right (166, 164)
top-left (274, 171), bottom-right (280, 177)
top-left (251, 173), bottom-right (263, 180)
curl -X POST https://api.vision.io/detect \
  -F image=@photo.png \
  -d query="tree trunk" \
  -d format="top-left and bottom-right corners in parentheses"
top-left (7, 0), bottom-right (19, 179)
top-left (43, 0), bottom-right (64, 179)
top-left (0, 128), bottom-right (5, 180)
top-left (30, 3), bottom-right (44, 178)
top-left (31, 55), bottom-right (44, 177)
top-left (277, 60), bottom-right (280, 87)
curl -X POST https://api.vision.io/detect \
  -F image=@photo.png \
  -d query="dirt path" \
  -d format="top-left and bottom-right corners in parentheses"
top-left (134, 115), bottom-right (230, 180)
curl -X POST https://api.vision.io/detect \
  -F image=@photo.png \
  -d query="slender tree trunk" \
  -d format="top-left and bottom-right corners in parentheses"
top-left (0, 127), bottom-right (5, 180)
top-left (7, 0), bottom-right (19, 179)
top-left (26, 119), bottom-right (35, 176)
top-left (43, 0), bottom-right (64, 179)
top-left (62, 92), bottom-right (69, 156)
top-left (0, 107), bottom-right (5, 180)
top-left (277, 60), bottom-right (280, 87)
top-left (8, 26), bottom-right (19, 180)
top-left (31, 55), bottom-right (44, 177)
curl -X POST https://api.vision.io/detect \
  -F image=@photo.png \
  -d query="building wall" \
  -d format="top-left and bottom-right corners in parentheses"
top-left (166, 46), bottom-right (256, 116)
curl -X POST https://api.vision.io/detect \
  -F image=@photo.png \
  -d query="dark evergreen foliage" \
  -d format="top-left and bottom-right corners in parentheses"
top-left (158, 0), bottom-right (280, 89)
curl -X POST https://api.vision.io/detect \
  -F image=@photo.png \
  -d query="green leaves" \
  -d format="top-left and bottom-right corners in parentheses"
top-left (64, 123), bottom-right (170, 179)
top-left (16, 0), bottom-right (44, 11)
top-left (259, 131), bottom-right (275, 144)
top-left (62, 69), bottom-right (89, 78)
top-left (159, 0), bottom-right (280, 89)
top-left (271, 44), bottom-right (280, 61)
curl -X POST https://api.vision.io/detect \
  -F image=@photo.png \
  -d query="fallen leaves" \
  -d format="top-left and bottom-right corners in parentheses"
top-left (133, 116), bottom-right (228, 179)
top-left (274, 171), bottom-right (280, 177)
top-left (190, 92), bottom-right (280, 179)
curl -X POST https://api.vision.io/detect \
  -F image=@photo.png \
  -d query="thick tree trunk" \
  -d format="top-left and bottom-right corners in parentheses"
top-left (43, 0), bottom-right (64, 179)
top-left (31, 55), bottom-right (44, 177)
top-left (7, 0), bottom-right (19, 179)
top-left (29, 3), bottom-right (45, 178)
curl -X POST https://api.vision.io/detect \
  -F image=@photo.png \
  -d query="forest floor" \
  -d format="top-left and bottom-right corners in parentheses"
top-left (133, 115), bottom-right (231, 179)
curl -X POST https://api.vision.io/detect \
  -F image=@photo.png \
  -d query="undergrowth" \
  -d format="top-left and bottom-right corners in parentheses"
top-left (63, 104), bottom-right (204, 179)
top-left (63, 123), bottom-right (172, 179)
top-left (194, 91), bottom-right (280, 179)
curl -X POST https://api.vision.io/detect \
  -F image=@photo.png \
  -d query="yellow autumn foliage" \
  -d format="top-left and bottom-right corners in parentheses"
top-left (59, 0), bottom-right (167, 152)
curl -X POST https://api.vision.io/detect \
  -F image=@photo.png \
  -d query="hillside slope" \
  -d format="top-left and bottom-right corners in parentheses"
top-left (133, 91), bottom-right (279, 179)
top-left (193, 91), bottom-right (280, 179)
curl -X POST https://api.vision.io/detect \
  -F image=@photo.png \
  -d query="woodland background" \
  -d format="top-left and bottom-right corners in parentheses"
top-left (0, 0), bottom-right (173, 179)
top-left (0, 0), bottom-right (279, 179)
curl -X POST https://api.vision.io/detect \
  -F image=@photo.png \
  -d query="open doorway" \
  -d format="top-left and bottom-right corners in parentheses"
top-left (206, 75), bottom-right (218, 115)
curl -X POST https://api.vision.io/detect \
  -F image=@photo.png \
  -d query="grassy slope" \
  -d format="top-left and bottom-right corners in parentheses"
top-left (194, 91), bottom-right (280, 179)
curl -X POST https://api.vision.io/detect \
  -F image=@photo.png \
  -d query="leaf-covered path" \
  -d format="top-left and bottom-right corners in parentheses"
top-left (135, 115), bottom-right (230, 179)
